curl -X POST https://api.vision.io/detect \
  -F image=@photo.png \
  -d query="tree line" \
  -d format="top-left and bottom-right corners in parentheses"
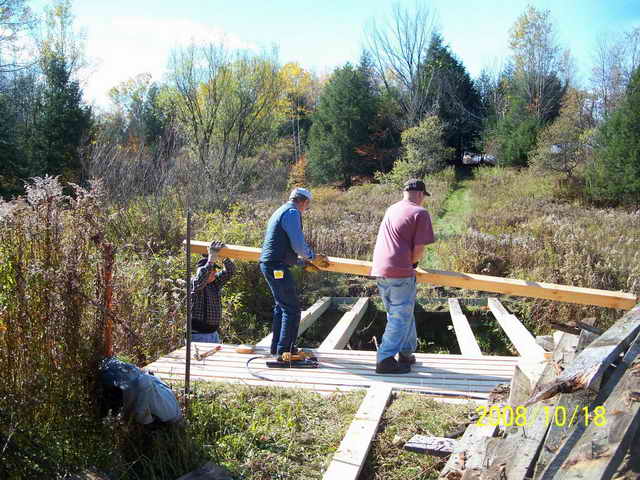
top-left (1, 1), bottom-right (639, 205)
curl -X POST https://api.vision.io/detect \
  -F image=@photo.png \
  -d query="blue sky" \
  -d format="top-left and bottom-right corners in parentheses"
top-left (29, 0), bottom-right (640, 107)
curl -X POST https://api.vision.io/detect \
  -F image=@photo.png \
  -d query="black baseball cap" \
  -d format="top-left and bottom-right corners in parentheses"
top-left (403, 178), bottom-right (431, 196)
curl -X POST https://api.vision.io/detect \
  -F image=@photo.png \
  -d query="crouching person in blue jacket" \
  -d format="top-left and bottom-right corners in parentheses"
top-left (190, 241), bottom-right (236, 343)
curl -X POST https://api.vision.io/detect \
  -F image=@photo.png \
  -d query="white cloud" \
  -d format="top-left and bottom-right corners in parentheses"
top-left (82, 17), bottom-right (255, 108)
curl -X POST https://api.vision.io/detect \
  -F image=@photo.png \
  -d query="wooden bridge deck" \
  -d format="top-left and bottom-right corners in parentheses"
top-left (145, 344), bottom-right (518, 401)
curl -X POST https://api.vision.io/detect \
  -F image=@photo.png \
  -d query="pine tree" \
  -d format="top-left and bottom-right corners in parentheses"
top-left (587, 68), bottom-right (640, 204)
top-left (307, 63), bottom-right (377, 186)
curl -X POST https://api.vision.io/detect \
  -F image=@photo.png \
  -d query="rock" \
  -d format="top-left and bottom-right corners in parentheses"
top-left (175, 462), bottom-right (235, 480)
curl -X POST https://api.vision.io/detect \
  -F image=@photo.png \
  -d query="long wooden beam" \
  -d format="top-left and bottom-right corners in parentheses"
top-left (322, 385), bottom-right (392, 480)
top-left (489, 298), bottom-right (546, 359)
top-left (187, 241), bottom-right (637, 310)
top-left (448, 299), bottom-right (482, 356)
top-left (318, 297), bottom-right (369, 351)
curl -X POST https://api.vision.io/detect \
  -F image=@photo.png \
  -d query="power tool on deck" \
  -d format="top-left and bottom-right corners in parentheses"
top-left (266, 350), bottom-right (319, 369)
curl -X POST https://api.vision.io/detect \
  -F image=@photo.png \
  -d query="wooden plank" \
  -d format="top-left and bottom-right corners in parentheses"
top-left (404, 435), bottom-right (457, 456)
top-left (539, 332), bottom-right (640, 480)
top-left (318, 298), bottom-right (369, 350)
top-left (526, 304), bottom-right (640, 405)
top-left (256, 297), bottom-right (331, 347)
top-left (481, 362), bottom-right (559, 480)
top-left (488, 298), bottom-right (546, 359)
top-left (448, 299), bottom-right (482, 356)
top-left (322, 385), bottom-right (392, 480)
top-left (188, 241), bottom-right (638, 310)
top-left (439, 423), bottom-right (498, 478)
top-left (509, 357), bottom-right (549, 406)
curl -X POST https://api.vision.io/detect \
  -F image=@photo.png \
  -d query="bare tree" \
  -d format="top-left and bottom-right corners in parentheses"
top-left (365, 2), bottom-right (438, 129)
top-left (508, 6), bottom-right (570, 122)
top-left (167, 43), bottom-right (283, 204)
top-left (591, 27), bottom-right (640, 120)
top-left (0, 0), bottom-right (36, 73)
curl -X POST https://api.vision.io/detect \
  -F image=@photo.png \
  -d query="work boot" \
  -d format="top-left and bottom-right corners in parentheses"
top-left (398, 352), bottom-right (416, 365)
top-left (376, 356), bottom-right (411, 374)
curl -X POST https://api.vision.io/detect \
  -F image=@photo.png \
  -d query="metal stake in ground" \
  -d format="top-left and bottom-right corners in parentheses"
top-left (185, 208), bottom-right (192, 410)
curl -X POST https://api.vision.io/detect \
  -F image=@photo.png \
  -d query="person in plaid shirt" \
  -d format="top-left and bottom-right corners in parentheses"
top-left (190, 241), bottom-right (236, 343)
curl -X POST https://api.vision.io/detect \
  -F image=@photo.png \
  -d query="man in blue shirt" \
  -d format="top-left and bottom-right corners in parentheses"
top-left (260, 187), bottom-right (328, 358)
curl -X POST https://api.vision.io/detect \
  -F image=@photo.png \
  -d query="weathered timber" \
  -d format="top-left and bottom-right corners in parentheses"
top-left (576, 329), bottom-right (598, 353)
top-left (187, 241), bottom-right (638, 309)
top-left (533, 330), bottom-right (601, 478)
top-left (318, 297), bottom-right (369, 350)
top-left (256, 297), bottom-right (331, 347)
top-left (404, 435), bottom-right (457, 456)
top-left (449, 299), bottom-right (483, 356)
top-left (488, 298), bottom-right (546, 359)
top-left (536, 335), bottom-right (555, 352)
top-left (540, 331), bottom-right (640, 479)
top-left (550, 319), bottom-right (604, 336)
top-left (322, 385), bottom-right (392, 480)
top-left (481, 361), bottom-right (559, 479)
top-left (526, 304), bottom-right (640, 405)
top-left (439, 423), bottom-right (498, 479)
top-left (509, 357), bottom-right (549, 406)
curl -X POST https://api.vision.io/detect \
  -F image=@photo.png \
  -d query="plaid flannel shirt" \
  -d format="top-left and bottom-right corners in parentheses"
top-left (190, 258), bottom-right (236, 333)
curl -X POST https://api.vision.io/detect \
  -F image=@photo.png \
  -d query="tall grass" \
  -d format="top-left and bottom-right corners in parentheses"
top-left (436, 167), bottom-right (640, 330)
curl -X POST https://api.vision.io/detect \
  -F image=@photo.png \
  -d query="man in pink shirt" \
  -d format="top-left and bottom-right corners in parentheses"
top-left (371, 179), bottom-right (435, 374)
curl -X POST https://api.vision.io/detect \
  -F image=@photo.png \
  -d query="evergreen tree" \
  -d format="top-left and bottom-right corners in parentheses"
top-left (307, 63), bottom-right (377, 186)
top-left (587, 68), bottom-right (640, 204)
top-left (421, 34), bottom-right (483, 158)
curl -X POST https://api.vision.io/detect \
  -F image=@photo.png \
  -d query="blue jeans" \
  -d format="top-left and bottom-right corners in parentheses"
top-left (260, 262), bottom-right (301, 355)
top-left (376, 276), bottom-right (417, 363)
top-left (191, 331), bottom-right (220, 343)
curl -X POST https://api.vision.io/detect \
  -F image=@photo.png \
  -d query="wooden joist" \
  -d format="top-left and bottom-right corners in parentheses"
top-left (318, 297), bottom-right (369, 350)
top-left (526, 304), bottom-right (640, 405)
top-left (488, 298), bottom-right (546, 359)
top-left (448, 298), bottom-right (482, 356)
top-left (187, 242), bottom-right (637, 309)
top-left (322, 385), bottom-right (392, 480)
top-left (256, 297), bottom-right (331, 347)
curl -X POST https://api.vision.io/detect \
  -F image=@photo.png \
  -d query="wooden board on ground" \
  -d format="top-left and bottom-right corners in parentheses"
top-left (404, 435), bottom-right (457, 456)
top-left (318, 297), bottom-right (369, 350)
top-left (256, 297), bottom-right (331, 347)
top-left (322, 385), bottom-right (393, 480)
top-left (488, 298), bottom-right (546, 360)
top-left (448, 299), bottom-right (482, 357)
top-left (187, 241), bottom-right (637, 309)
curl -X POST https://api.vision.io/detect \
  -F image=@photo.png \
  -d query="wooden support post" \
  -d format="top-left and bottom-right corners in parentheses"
top-left (448, 298), bottom-right (482, 356)
top-left (318, 297), bottom-right (369, 351)
top-left (322, 385), bottom-right (392, 480)
top-left (488, 298), bottom-right (546, 360)
top-left (186, 242), bottom-right (638, 310)
top-left (256, 297), bottom-right (331, 347)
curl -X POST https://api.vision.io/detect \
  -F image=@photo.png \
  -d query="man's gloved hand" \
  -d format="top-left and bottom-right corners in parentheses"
top-left (208, 241), bottom-right (225, 262)
top-left (303, 261), bottom-right (321, 273)
top-left (311, 254), bottom-right (330, 269)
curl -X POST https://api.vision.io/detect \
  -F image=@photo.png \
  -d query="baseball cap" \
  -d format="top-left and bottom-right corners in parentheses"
top-left (289, 187), bottom-right (313, 201)
top-left (403, 178), bottom-right (431, 196)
